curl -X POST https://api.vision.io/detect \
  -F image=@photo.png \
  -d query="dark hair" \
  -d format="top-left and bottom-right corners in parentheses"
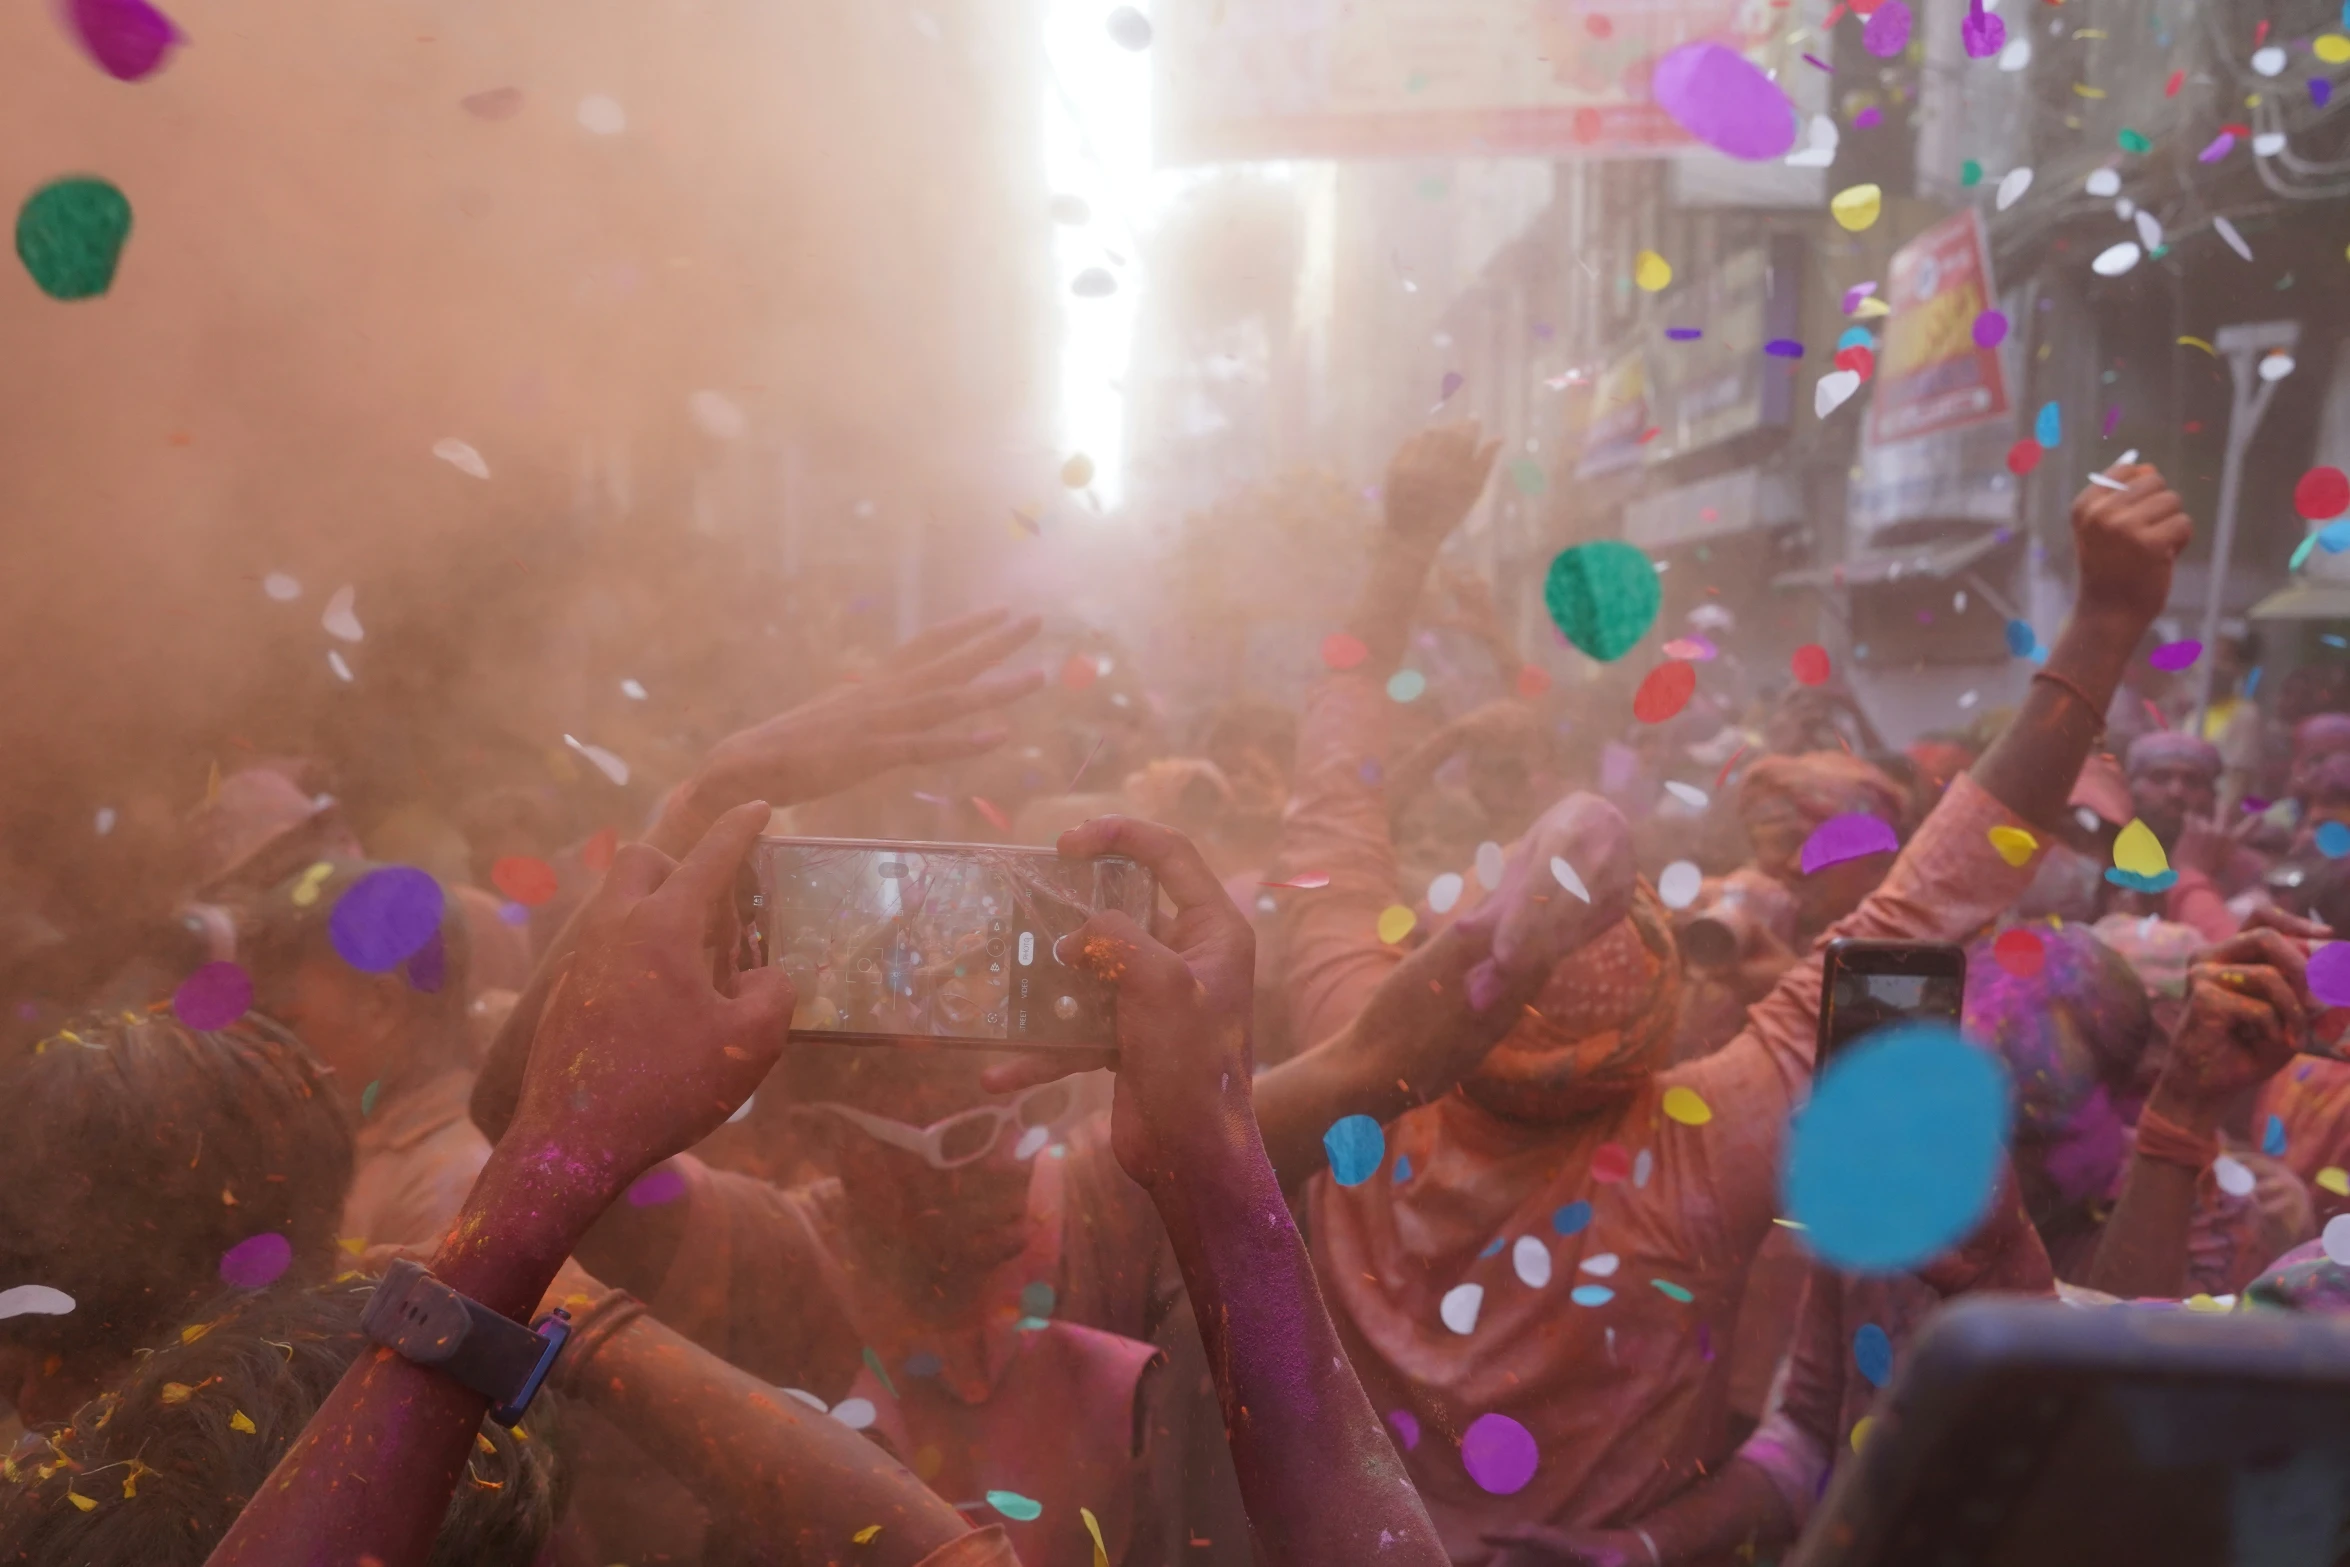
top-left (0, 1015), bottom-right (353, 1365)
top-left (0, 1280), bottom-right (560, 1567)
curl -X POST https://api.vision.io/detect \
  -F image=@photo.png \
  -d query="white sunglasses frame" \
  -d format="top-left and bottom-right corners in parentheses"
top-left (808, 1080), bottom-right (1077, 1170)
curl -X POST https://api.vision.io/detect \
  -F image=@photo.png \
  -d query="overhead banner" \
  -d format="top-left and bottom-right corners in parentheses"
top-left (1869, 207), bottom-right (2011, 447)
top-left (1155, 0), bottom-right (1813, 164)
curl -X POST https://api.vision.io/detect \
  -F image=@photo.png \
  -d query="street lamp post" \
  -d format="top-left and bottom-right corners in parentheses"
top-left (2191, 320), bottom-right (2301, 732)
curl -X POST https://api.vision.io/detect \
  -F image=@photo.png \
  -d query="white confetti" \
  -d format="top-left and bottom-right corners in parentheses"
top-left (2251, 45), bottom-right (2286, 77)
top-left (830, 1397), bottom-right (877, 1429)
top-left (688, 389), bottom-right (745, 440)
top-left (1958, 690), bottom-right (1980, 709)
top-left (1997, 35), bottom-right (2031, 70)
top-left (577, 93), bottom-right (627, 134)
top-left (263, 572), bottom-right (302, 601)
top-left (2085, 167), bottom-right (2122, 197)
top-left (563, 734), bottom-right (632, 787)
top-left (1996, 167), bottom-right (2033, 211)
top-left (1953, 590), bottom-right (1969, 612)
top-left (2213, 215), bottom-right (2253, 261)
top-left (327, 650), bottom-right (355, 683)
top-left (2252, 132), bottom-right (2286, 157)
top-left (1014, 1124), bottom-right (1050, 1160)
top-left (1664, 781), bottom-right (1708, 809)
top-left (2260, 353), bottom-right (2296, 383)
top-left (782, 1387), bottom-right (828, 1411)
top-left (1815, 369), bottom-right (1862, 418)
top-left (726, 1093), bottom-right (756, 1125)
top-left (321, 584), bottom-right (364, 642)
top-left (2213, 1153), bottom-right (2256, 1198)
top-left (2089, 472), bottom-right (2130, 491)
top-left (1634, 1148), bottom-right (1654, 1187)
top-left (93, 807), bottom-right (116, 836)
top-left (432, 438), bottom-right (490, 479)
top-left (1511, 1236), bottom-right (1553, 1289)
top-left (1428, 871), bottom-right (1465, 914)
top-left (2116, 197), bottom-right (2135, 221)
top-left (2075, 807), bottom-right (2103, 834)
top-left (2133, 209), bottom-right (2163, 252)
top-left (1440, 1283), bottom-right (1484, 1334)
top-left (1580, 1252), bottom-right (1621, 1277)
top-left (2118, 448), bottom-right (2140, 466)
top-left (1658, 861), bottom-right (1703, 910)
top-left (0, 1285), bottom-right (75, 1322)
top-left (1786, 114), bottom-right (1839, 168)
top-left (2092, 241), bottom-right (2142, 278)
top-left (1550, 857), bottom-right (1590, 902)
top-left (2325, 1214), bottom-right (2350, 1267)
top-left (1474, 841), bottom-right (1506, 891)
top-left (620, 678), bottom-right (648, 701)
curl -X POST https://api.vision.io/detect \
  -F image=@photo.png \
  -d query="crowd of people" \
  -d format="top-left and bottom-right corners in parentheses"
top-left (6, 422), bottom-right (2350, 1567)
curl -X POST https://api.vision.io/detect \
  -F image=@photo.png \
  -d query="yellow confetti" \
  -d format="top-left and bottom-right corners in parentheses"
top-left (2317, 34), bottom-right (2350, 64)
top-left (853, 1524), bottom-right (883, 1544)
top-left (1661, 1086), bottom-right (1713, 1126)
top-left (2113, 818), bottom-right (2171, 879)
top-left (1376, 904), bottom-right (1417, 945)
top-left (121, 1471), bottom-right (137, 1499)
top-left (2183, 1292), bottom-right (2227, 1313)
top-left (1830, 183), bottom-right (1883, 232)
top-left (66, 1489), bottom-right (95, 1512)
top-left (2178, 335), bottom-right (2216, 356)
top-left (1850, 1415), bottom-right (1875, 1453)
top-left (1082, 1506), bottom-right (1110, 1567)
top-left (337, 1236), bottom-right (369, 1254)
top-left (1987, 826), bottom-right (2039, 868)
top-left (179, 1321), bottom-right (213, 1345)
top-left (289, 861), bottom-right (335, 908)
top-left (2073, 82), bottom-right (2107, 98)
top-left (1635, 250), bottom-right (1672, 292)
top-left (1852, 296), bottom-right (1892, 319)
top-left (159, 1383), bottom-right (194, 1406)
top-left (229, 1409), bottom-right (256, 1434)
top-left (2319, 1166), bottom-right (2349, 1197)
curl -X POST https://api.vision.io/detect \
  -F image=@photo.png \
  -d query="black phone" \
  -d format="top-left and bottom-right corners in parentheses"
top-left (1816, 938), bottom-right (1967, 1064)
top-left (1790, 1298), bottom-right (2350, 1567)
top-left (746, 836), bottom-right (1155, 1052)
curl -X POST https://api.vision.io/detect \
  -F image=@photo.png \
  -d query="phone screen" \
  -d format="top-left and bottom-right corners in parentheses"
top-left (1820, 943), bottom-right (1967, 1061)
top-left (750, 839), bottom-right (1151, 1048)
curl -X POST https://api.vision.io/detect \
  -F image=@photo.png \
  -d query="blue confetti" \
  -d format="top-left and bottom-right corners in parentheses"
top-left (1784, 1024), bottom-right (2011, 1272)
top-left (2328, 635), bottom-right (2350, 650)
top-left (1666, 326), bottom-right (1703, 341)
top-left (328, 867), bottom-right (445, 973)
top-left (1570, 1284), bottom-right (1615, 1307)
top-left (1480, 1236), bottom-right (1506, 1258)
top-left (1019, 1280), bottom-right (1057, 1318)
top-left (2246, 665), bottom-right (2263, 698)
top-left (1764, 338), bottom-right (1804, 358)
top-left (1552, 1200), bottom-right (1593, 1236)
top-left (2035, 401), bottom-right (2062, 448)
top-left (2319, 821), bottom-right (2350, 860)
top-left (1324, 1114), bottom-right (1386, 1187)
top-left (1853, 1323), bottom-right (1894, 1387)
top-left (1393, 1154), bottom-right (1414, 1183)
top-left (1836, 326), bottom-right (1875, 352)
top-left (2004, 619), bottom-right (2038, 658)
top-left (2317, 521), bottom-right (2350, 554)
top-left (2105, 867), bottom-right (2180, 893)
top-left (2317, 78), bottom-right (2335, 108)
top-left (2264, 1114), bottom-right (2288, 1157)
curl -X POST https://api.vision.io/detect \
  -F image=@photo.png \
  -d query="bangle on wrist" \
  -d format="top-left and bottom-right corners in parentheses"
top-left (548, 1287), bottom-right (648, 1398)
top-left (1634, 1525), bottom-right (1663, 1567)
top-left (2029, 670), bottom-right (2107, 734)
top-left (2135, 1104), bottom-right (2221, 1171)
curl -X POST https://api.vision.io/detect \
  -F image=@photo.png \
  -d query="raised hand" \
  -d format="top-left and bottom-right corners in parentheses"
top-left (1451, 791), bottom-right (1635, 1009)
top-left (2072, 464), bottom-right (2192, 632)
top-left (2149, 927), bottom-right (2311, 1130)
top-left (1384, 420), bottom-right (1503, 551)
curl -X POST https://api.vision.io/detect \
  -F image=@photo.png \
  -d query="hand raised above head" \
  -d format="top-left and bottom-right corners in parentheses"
top-left (2071, 464), bottom-right (2191, 631)
top-left (1384, 420), bottom-right (1502, 550)
top-left (1451, 791), bottom-right (1635, 1005)
top-left (2154, 947), bottom-right (2305, 1122)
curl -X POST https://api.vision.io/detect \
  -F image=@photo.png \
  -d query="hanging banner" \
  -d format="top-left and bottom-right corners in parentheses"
top-left (1869, 207), bottom-right (2011, 447)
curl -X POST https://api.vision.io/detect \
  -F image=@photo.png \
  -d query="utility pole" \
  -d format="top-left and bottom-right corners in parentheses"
top-left (2193, 320), bottom-right (2300, 732)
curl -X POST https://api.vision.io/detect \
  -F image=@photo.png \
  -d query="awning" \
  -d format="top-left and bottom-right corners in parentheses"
top-left (1772, 528), bottom-right (2007, 591)
top-left (2249, 581), bottom-right (2350, 621)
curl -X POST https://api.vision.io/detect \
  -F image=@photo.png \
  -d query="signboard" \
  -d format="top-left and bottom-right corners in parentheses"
top-left (1869, 207), bottom-right (2011, 447)
top-left (1643, 241), bottom-right (1798, 463)
top-left (1574, 349), bottom-right (1651, 480)
top-left (1156, 0), bottom-right (1816, 165)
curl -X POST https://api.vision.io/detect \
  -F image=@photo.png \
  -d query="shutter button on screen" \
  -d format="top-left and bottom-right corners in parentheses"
top-left (1054, 995), bottom-right (1079, 1020)
top-left (1018, 931), bottom-right (1035, 966)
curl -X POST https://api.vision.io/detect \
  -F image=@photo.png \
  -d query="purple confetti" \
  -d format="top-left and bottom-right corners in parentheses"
top-left (1972, 309), bottom-right (2009, 348)
top-left (173, 961), bottom-right (251, 1031)
top-left (2315, 80), bottom-right (2335, 109)
top-left (65, 0), bottom-right (183, 81)
top-left (1764, 339), bottom-right (1804, 358)
top-left (1864, 0), bottom-right (1913, 57)
top-left (1800, 813), bottom-right (1900, 874)
top-left (2199, 132), bottom-right (2236, 163)
top-left (2311, 943), bottom-right (2350, 1008)
top-left (2149, 638), bottom-right (2203, 672)
top-left (219, 1232), bottom-right (292, 1290)
top-left (328, 867), bottom-right (444, 973)
top-left (2102, 404), bottom-right (2123, 438)
top-left (404, 928), bottom-right (446, 994)
top-left (498, 900), bottom-right (532, 926)
top-left (1650, 42), bottom-right (1799, 161)
top-left (1666, 326), bottom-right (1704, 341)
top-left (1462, 1413), bottom-right (1541, 1495)
top-left (1387, 1410), bottom-right (1422, 1450)
top-left (1438, 370), bottom-right (1464, 404)
top-left (1842, 282), bottom-right (1879, 315)
top-left (1802, 51), bottom-right (1832, 71)
top-left (627, 1166), bottom-right (690, 1207)
top-left (1855, 106), bottom-right (1884, 129)
top-left (1961, 2), bottom-right (2006, 59)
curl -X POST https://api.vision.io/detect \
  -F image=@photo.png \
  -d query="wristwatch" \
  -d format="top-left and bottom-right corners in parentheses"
top-left (361, 1258), bottom-right (572, 1427)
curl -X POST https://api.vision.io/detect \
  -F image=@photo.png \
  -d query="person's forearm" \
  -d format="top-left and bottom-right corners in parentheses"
top-left (1635, 1459), bottom-right (1801, 1565)
top-left (1345, 537), bottom-right (1443, 676)
top-left (204, 1149), bottom-right (599, 1567)
top-left (470, 910), bottom-right (589, 1146)
top-left (1147, 1121), bottom-right (1447, 1567)
top-left (2082, 1086), bottom-right (2215, 1299)
top-left (574, 1308), bottom-right (970, 1567)
top-left (1972, 605), bottom-right (2142, 830)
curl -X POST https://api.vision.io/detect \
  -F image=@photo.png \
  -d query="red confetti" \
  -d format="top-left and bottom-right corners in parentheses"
top-left (2006, 439), bottom-right (2044, 475)
top-left (1791, 644), bottom-right (1833, 686)
top-left (491, 855), bottom-right (560, 907)
top-left (1592, 1143), bottom-right (1633, 1183)
top-left (1633, 660), bottom-right (1697, 724)
top-left (1993, 928), bottom-right (2047, 978)
top-left (1848, 0), bottom-right (1884, 13)
top-left (1322, 632), bottom-right (1370, 670)
top-left (581, 826), bottom-right (619, 873)
top-left (1832, 345), bottom-right (1876, 381)
top-left (1715, 744), bottom-right (1749, 790)
top-left (2164, 68), bottom-right (2184, 97)
top-left (2296, 467), bottom-right (2350, 522)
top-left (970, 795), bottom-right (1011, 831)
top-left (1514, 663), bottom-right (1553, 699)
top-left (1584, 12), bottom-right (1612, 36)
top-left (1572, 106), bottom-right (1603, 142)
top-left (1060, 653), bottom-right (1099, 690)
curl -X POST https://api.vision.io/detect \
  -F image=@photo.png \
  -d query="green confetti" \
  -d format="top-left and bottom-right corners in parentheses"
top-left (2118, 128), bottom-right (2151, 153)
top-left (15, 177), bottom-right (132, 301)
top-left (1960, 158), bottom-right (1983, 186)
top-left (1019, 1280), bottom-right (1057, 1317)
top-left (986, 1489), bottom-right (1044, 1522)
top-left (2293, 532), bottom-right (2320, 573)
top-left (1544, 541), bottom-right (1661, 663)
top-left (1651, 1278), bottom-right (1695, 1303)
top-left (1509, 456), bottom-right (1549, 497)
top-left (360, 1080), bottom-right (381, 1117)
top-left (861, 1345), bottom-right (898, 1398)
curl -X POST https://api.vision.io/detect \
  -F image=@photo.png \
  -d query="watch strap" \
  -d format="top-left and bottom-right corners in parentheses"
top-left (363, 1258), bottom-right (570, 1426)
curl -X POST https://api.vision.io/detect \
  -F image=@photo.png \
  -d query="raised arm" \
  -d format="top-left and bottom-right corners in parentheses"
top-left (1054, 816), bottom-right (1449, 1567)
top-left (206, 804), bottom-right (795, 1567)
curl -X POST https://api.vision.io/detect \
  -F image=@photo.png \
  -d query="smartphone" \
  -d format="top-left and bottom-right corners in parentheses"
top-left (1790, 1298), bottom-right (2350, 1567)
top-left (746, 836), bottom-right (1155, 1051)
top-left (1816, 938), bottom-right (1967, 1064)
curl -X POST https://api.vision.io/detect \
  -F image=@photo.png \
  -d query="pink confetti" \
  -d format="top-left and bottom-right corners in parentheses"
top-left (2149, 639), bottom-right (2203, 672)
top-left (1842, 282), bottom-right (1879, 314)
top-left (64, 0), bottom-right (183, 81)
top-left (1387, 1410), bottom-right (1422, 1450)
top-left (219, 1232), bottom-right (293, 1290)
top-left (173, 961), bottom-right (251, 1031)
top-left (2310, 943), bottom-right (2350, 1008)
top-left (2199, 132), bottom-right (2237, 163)
top-left (1651, 43), bottom-right (1799, 161)
top-left (2102, 405), bottom-right (2123, 438)
top-left (1972, 309), bottom-right (2009, 347)
top-left (1661, 636), bottom-right (1718, 662)
top-left (1855, 106), bottom-right (1884, 129)
top-left (1800, 813), bottom-right (1899, 874)
top-left (1863, 0), bottom-right (1913, 58)
top-left (1961, 0), bottom-right (2005, 58)
top-left (627, 1167), bottom-right (689, 1207)
top-left (1462, 1413), bottom-right (1541, 1495)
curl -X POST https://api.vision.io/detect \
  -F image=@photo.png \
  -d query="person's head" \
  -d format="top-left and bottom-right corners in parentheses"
top-left (239, 861), bottom-right (474, 1098)
top-left (2124, 732), bottom-right (2223, 847)
top-left (186, 769), bottom-right (363, 903)
top-left (1760, 687), bottom-right (1845, 757)
top-left (2291, 713), bottom-right (2350, 803)
top-left (1962, 924), bottom-right (2152, 1237)
top-left (777, 1044), bottom-right (1086, 1282)
top-left (0, 1015), bottom-right (352, 1425)
top-left (1737, 751), bottom-right (1906, 931)
top-left (1198, 697), bottom-right (1298, 823)
top-left (0, 1280), bottom-right (559, 1567)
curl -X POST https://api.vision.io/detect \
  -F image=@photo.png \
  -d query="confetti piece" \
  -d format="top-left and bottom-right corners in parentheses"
top-left (2086, 167), bottom-right (2122, 197)
top-left (1440, 1283), bottom-right (1483, 1334)
top-left (1853, 1322), bottom-right (1894, 1386)
top-left (1816, 369), bottom-right (1862, 418)
top-left (220, 1232), bottom-right (293, 1289)
top-left (2035, 401), bottom-right (2062, 448)
top-left (1996, 166), bottom-right (2033, 210)
top-left (1662, 1086), bottom-right (1712, 1126)
top-left (329, 866), bottom-right (445, 973)
top-left (1325, 1115), bottom-right (1386, 1187)
top-left (1476, 841), bottom-right (1507, 888)
top-left (1632, 661), bottom-right (1696, 725)
top-left (1851, 1416), bottom-right (1876, 1453)
top-left (461, 87), bottom-right (524, 119)
top-left (2134, 210), bottom-right (2164, 253)
top-left (1387, 669), bottom-right (1427, 703)
top-left (65, 1491), bottom-right (94, 1512)
top-left (2214, 1154), bottom-right (2256, 1197)
top-left (1832, 345), bottom-right (1876, 381)
top-left (2319, 1167), bottom-right (2349, 1198)
top-left (2092, 241), bottom-right (2142, 277)
top-left (577, 94), bottom-right (626, 134)
top-left (1551, 857), bottom-right (1590, 902)
top-left (1544, 541), bottom-right (1661, 662)
top-left (2200, 132), bottom-right (2236, 163)
top-left (1635, 250), bottom-right (1672, 291)
top-left (319, 584), bottom-right (364, 643)
top-left (2296, 467), bottom-right (2350, 521)
top-left (1863, 0), bottom-right (1912, 56)
top-left (1377, 905), bottom-right (1417, 945)
top-left (64, 0), bottom-right (183, 81)
top-left (228, 1408), bottom-right (256, 1434)
top-left (1462, 1413), bottom-right (1540, 1495)
top-left (2004, 619), bottom-right (2037, 657)
top-left (626, 1167), bottom-right (687, 1207)
top-left (1973, 309), bottom-right (2009, 347)
top-left (1553, 1200), bottom-right (1592, 1234)
top-left (1791, 644), bottom-right (1832, 686)
top-left (1992, 927), bottom-right (2046, 978)
top-left (1800, 813), bottom-right (1898, 874)
top-left (1592, 1142), bottom-right (1633, 1183)
top-left (2253, 132), bottom-right (2285, 157)
top-left (564, 734), bottom-right (630, 786)
top-left (1428, 871), bottom-right (1464, 914)
top-left (1961, 0), bottom-right (2005, 58)
top-left (1512, 1235), bottom-right (1553, 1288)
top-left (433, 438), bottom-right (490, 480)
top-left (987, 1489), bottom-right (1044, 1522)
top-left (832, 1397), bottom-right (877, 1428)
top-left (1663, 781), bottom-right (1708, 809)
top-left (2149, 639), bottom-right (2202, 672)
top-left (1105, 4), bottom-right (1151, 48)
top-left (16, 177), bottom-right (132, 301)
top-left (1664, 326), bottom-right (1704, 342)
top-left (2317, 821), bottom-right (2350, 860)
top-left (173, 961), bottom-right (251, 1031)
top-left (2006, 440), bottom-right (2043, 475)
top-left (1785, 1024), bottom-right (2008, 1271)
top-left (2088, 472), bottom-right (2129, 491)
top-left (2310, 944), bottom-right (2350, 1008)
top-left (2112, 819), bottom-right (2171, 879)
top-left (1059, 452), bottom-right (1096, 489)
top-left (1653, 1278), bottom-right (1696, 1302)
top-left (1321, 632), bottom-right (1370, 670)
top-left (2266, 1114), bottom-right (2288, 1157)
top-left (1960, 158), bottom-right (1984, 186)
top-left (490, 855), bottom-right (560, 907)
top-left (1082, 1507), bottom-right (1109, 1567)
top-left (2250, 44), bottom-right (2286, 76)
top-left (1387, 1409), bottom-right (1421, 1449)
top-left (1650, 42), bottom-right (1799, 161)
top-left (1987, 826), bottom-right (2039, 868)
top-left (1393, 1154), bottom-right (1413, 1182)
top-left (2262, 353), bottom-right (2297, 384)
top-left (2319, 34), bottom-right (2350, 64)
top-left (1658, 861), bottom-right (1703, 910)
top-left (0, 1285), bottom-right (74, 1322)
top-left (1570, 1284), bottom-right (1615, 1307)
top-left (1765, 338), bottom-right (1805, 359)
top-left (1634, 1148), bottom-right (1654, 1187)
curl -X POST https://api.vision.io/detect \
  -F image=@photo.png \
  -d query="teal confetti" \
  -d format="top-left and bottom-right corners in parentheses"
top-left (862, 1345), bottom-right (898, 1398)
top-left (1650, 1279), bottom-right (1694, 1303)
top-left (1570, 1284), bottom-right (1615, 1307)
top-left (1544, 541), bottom-right (1662, 662)
top-left (359, 1079), bottom-right (381, 1117)
top-left (1325, 1114), bottom-right (1386, 1186)
top-left (2035, 401), bottom-right (2061, 448)
top-left (15, 176), bottom-right (133, 301)
top-left (987, 1490), bottom-right (1044, 1522)
top-left (1019, 1280), bottom-right (1057, 1318)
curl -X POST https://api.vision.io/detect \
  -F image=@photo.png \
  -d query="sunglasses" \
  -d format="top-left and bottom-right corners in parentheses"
top-left (810, 1080), bottom-right (1078, 1170)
